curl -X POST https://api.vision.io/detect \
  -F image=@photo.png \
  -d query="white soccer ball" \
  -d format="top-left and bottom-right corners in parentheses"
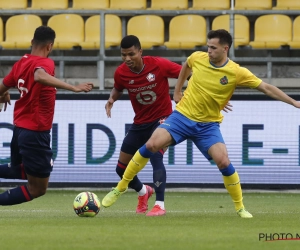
top-left (73, 191), bottom-right (101, 217)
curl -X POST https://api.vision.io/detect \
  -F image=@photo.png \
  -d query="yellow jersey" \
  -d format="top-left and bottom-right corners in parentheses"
top-left (176, 51), bottom-right (262, 123)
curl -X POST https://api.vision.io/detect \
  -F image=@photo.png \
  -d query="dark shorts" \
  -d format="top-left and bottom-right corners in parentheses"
top-left (10, 127), bottom-right (53, 178)
top-left (121, 117), bottom-right (168, 155)
top-left (158, 111), bottom-right (225, 160)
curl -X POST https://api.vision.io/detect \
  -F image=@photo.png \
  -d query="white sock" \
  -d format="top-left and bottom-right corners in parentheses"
top-left (155, 201), bottom-right (165, 210)
top-left (138, 184), bottom-right (146, 196)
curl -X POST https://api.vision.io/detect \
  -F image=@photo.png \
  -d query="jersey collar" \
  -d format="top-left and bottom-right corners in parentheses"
top-left (209, 58), bottom-right (229, 68)
top-left (129, 58), bottom-right (145, 74)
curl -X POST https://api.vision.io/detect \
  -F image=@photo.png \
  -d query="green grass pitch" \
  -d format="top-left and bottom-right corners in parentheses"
top-left (0, 189), bottom-right (299, 250)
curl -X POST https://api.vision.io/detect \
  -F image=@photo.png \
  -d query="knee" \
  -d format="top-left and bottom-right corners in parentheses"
top-left (145, 141), bottom-right (160, 153)
top-left (215, 157), bottom-right (230, 169)
top-left (32, 189), bottom-right (47, 198)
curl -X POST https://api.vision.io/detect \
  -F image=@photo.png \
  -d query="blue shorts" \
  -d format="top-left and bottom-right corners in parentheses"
top-left (10, 127), bottom-right (53, 178)
top-left (158, 111), bottom-right (225, 160)
top-left (121, 117), bottom-right (167, 155)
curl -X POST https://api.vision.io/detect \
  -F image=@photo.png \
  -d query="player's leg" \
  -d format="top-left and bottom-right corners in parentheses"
top-left (0, 127), bottom-right (53, 206)
top-left (147, 117), bottom-right (168, 215)
top-left (147, 149), bottom-right (166, 216)
top-left (118, 128), bottom-right (154, 213)
top-left (208, 143), bottom-right (241, 206)
top-left (209, 143), bottom-right (252, 218)
top-left (197, 123), bottom-right (252, 218)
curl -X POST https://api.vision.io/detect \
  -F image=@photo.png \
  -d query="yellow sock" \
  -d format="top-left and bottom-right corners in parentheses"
top-left (116, 150), bottom-right (149, 191)
top-left (222, 171), bottom-right (244, 211)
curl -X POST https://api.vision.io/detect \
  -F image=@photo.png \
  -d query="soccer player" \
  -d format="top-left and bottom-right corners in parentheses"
top-left (102, 29), bottom-right (300, 218)
top-left (105, 35), bottom-right (183, 216)
top-left (0, 26), bottom-right (93, 206)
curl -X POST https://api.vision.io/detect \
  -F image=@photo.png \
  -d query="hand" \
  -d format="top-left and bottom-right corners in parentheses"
top-left (222, 102), bottom-right (233, 113)
top-left (0, 91), bottom-right (11, 112)
top-left (73, 83), bottom-right (94, 93)
top-left (105, 98), bottom-right (114, 118)
top-left (173, 91), bottom-right (183, 104)
top-left (292, 100), bottom-right (300, 109)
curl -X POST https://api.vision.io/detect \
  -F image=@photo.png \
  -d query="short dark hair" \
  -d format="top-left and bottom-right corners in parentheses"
top-left (121, 35), bottom-right (141, 50)
top-left (207, 29), bottom-right (233, 49)
top-left (32, 26), bottom-right (55, 46)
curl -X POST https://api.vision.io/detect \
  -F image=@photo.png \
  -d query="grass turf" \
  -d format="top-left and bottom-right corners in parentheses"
top-left (0, 190), bottom-right (299, 250)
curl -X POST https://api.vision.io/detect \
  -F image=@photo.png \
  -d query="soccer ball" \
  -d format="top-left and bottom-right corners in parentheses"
top-left (73, 191), bottom-right (101, 217)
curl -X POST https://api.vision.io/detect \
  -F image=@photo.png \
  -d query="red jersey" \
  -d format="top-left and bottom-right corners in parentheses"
top-left (3, 54), bottom-right (56, 131)
top-left (114, 56), bottom-right (181, 124)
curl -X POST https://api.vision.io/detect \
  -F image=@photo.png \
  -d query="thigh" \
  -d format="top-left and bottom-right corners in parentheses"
top-left (208, 142), bottom-right (230, 167)
top-left (147, 127), bottom-right (174, 150)
top-left (150, 117), bottom-right (170, 153)
top-left (192, 122), bottom-right (225, 161)
top-left (121, 127), bottom-right (147, 155)
top-left (18, 128), bottom-right (53, 178)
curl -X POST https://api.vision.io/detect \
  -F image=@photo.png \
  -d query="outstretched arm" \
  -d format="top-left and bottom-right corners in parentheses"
top-left (34, 68), bottom-right (93, 92)
top-left (256, 81), bottom-right (300, 108)
top-left (105, 88), bottom-right (123, 118)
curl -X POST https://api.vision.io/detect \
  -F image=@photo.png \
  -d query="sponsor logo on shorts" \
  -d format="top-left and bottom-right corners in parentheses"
top-left (161, 122), bottom-right (170, 127)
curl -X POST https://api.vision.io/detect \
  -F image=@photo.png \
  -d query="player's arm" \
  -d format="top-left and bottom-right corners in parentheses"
top-left (256, 81), bottom-right (300, 108)
top-left (34, 68), bottom-right (93, 93)
top-left (173, 61), bottom-right (192, 103)
top-left (105, 87), bottom-right (123, 118)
